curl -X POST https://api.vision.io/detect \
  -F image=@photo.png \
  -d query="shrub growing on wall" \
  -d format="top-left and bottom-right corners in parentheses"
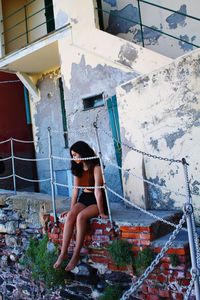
top-left (108, 239), bottom-right (133, 267)
top-left (20, 235), bottom-right (70, 287)
top-left (134, 247), bottom-right (154, 275)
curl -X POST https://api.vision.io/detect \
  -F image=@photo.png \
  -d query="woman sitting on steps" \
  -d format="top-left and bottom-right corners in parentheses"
top-left (53, 141), bottom-right (108, 272)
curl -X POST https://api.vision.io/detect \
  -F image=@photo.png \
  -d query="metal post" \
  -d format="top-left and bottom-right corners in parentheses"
top-left (137, 0), bottom-right (145, 47)
top-left (48, 127), bottom-right (57, 223)
top-left (10, 138), bottom-right (16, 194)
top-left (93, 122), bottom-right (113, 225)
top-left (182, 158), bottom-right (200, 299)
top-left (24, 5), bottom-right (29, 45)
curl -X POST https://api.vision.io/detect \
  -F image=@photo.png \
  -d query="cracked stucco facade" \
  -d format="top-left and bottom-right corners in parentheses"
top-left (101, 0), bottom-right (199, 58)
top-left (28, 0), bottom-right (171, 200)
top-left (117, 48), bottom-right (200, 221)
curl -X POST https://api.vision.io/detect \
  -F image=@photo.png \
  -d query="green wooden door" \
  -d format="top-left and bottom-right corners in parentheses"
top-left (107, 95), bottom-right (122, 168)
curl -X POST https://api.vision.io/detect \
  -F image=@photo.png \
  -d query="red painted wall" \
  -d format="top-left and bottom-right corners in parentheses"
top-left (0, 72), bottom-right (33, 153)
top-left (0, 72), bottom-right (38, 191)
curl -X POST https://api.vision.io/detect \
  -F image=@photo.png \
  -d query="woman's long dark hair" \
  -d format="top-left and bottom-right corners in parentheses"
top-left (70, 141), bottom-right (100, 177)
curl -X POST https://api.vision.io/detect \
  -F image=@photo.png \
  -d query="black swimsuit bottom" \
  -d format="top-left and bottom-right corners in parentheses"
top-left (78, 191), bottom-right (97, 207)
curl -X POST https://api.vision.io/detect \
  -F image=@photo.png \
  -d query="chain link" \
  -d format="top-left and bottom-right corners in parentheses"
top-left (104, 158), bottom-right (186, 198)
top-left (121, 213), bottom-right (186, 300)
top-left (99, 127), bottom-right (182, 163)
top-left (52, 155), bottom-right (99, 161)
top-left (54, 182), bottom-right (104, 190)
top-left (184, 271), bottom-right (196, 300)
top-left (107, 186), bottom-right (187, 231)
top-left (15, 174), bottom-right (51, 183)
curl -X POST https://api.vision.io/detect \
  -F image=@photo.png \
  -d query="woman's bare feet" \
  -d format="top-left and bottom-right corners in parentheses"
top-left (53, 253), bottom-right (67, 269)
top-left (65, 254), bottom-right (80, 271)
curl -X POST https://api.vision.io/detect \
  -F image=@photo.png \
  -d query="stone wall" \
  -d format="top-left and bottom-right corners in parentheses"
top-left (45, 212), bottom-right (193, 300)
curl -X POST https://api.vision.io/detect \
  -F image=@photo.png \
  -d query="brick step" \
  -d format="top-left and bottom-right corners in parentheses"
top-left (111, 202), bottom-right (183, 242)
top-left (152, 230), bottom-right (190, 256)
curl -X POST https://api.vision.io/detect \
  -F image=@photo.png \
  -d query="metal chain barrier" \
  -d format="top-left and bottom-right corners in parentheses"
top-left (0, 156), bottom-right (12, 162)
top-left (55, 182), bottom-right (105, 190)
top-left (107, 186), bottom-right (187, 230)
top-left (184, 270), bottom-right (196, 300)
top-left (104, 157), bottom-right (186, 198)
top-left (120, 213), bottom-right (186, 299)
top-left (0, 138), bottom-right (11, 144)
top-left (14, 155), bottom-right (49, 162)
top-left (0, 174), bottom-right (14, 180)
top-left (99, 127), bottom-right (182, 163)
top-left (52, 155), bottom-right (99, 161)
top-left (182, 158), bottom-right (200, 299)
top-left (15, 174), bottom-right (51, 183)
top-left (12, 138), bottom-right (35, 143)
top-left (1, 126), bottom-right (200, 299)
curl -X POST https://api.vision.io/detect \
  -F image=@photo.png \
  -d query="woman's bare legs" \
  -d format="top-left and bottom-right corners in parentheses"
top-left (53, 203), bottom-right (85, 269)
top-left (65, 204), bottom-right (99, 271)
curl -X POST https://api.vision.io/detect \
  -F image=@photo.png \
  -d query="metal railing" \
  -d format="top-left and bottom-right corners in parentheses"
top-left (96, 0), bottom-right (200, 50)
top-left (1, 0), bottom-right (55, 52)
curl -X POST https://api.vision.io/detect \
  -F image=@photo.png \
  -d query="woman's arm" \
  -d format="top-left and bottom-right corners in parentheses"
top-left (70, 176), bottom-right (79, 209)
top-left (94, 165), bottom-right (108, 219)
top-left (60, 176), bottom-right (79, 217)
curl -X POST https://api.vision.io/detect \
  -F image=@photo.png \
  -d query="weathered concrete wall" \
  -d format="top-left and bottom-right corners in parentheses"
top-left (101, 0), bottom-right (199, 58)
top-left (117, 48), bottom-right (200, 221)
top-left (30, 69), bottom-right (71, 195)
top-left (53, 0), bottom-right (171, 75)
top-left (59, 49), bottom-right (137, 201)
top-left (28, 0), bottom-right (171, 199)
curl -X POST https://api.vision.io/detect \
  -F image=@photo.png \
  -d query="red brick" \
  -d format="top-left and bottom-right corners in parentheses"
top-left (90, 255), bottom-right (110, 264)
top-left (148, 286), bottom-right (159, 294)
top-left (154, 247), bottom-right (188, 255)
top-left (89, 249), bottom-right (109, 256)
top-left (94, 229), bottom-right (103, 235)
top-left (141, 284), bottom-right (148, 294)
top-left (121, 232), bottom-right (153, 239)
top-left (107, 263), bottom-right (128, 272)
top-left (181, 279), bottom-right (190, 286)
top-left (80, 248), bottom-right (89, 255)
top-left (91, 235), bottom-right (110, 242)
top-left (120, 226), bottom-right (151, 233)
top-left (156, 274), bottom-right (167, 283)
top-left (171, 293), bottom-right (183, 300)
top-left (158, 289), bottom-right (171, 297)
top-left (160, 262), bottom-right (170, 269)
top-left (48, 233), bottom-right (59, 240)
top-left (146, 295), bottom-right (160, 300)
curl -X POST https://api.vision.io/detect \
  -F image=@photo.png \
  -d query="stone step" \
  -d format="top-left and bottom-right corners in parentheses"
top-left (151, 230), bottom-right (190, 255)
top-left (110, 202), bottom-right (183, 242)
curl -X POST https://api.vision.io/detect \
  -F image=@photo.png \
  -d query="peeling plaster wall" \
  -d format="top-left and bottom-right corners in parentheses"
top-left (58, 44), bottom-right (138, 201)
top-left (30, 70), bottom-right (70, 195)
top-left (101, 0), bottom-right (200, 59)
top-left (28, 0), bottom-right (171, 199)
top-left (117, 48), bottom-right (200, 221)
top-left (53, 0), bottom-right (171, 75)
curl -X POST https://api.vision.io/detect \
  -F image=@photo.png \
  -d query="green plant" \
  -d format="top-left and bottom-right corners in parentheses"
top-left (99, 285), bottom-right (123, 300)
top-left (108, 239), bottom-right (133, 267)
top-left (20, 235), bottom-right (69, 287)
top-left (134, 247), bottom-right (154, 275)
top-left (169, 254), bottom-right (180, 267)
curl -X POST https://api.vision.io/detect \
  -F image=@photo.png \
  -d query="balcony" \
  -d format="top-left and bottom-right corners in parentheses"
top-left (1, 0), bottom-right (55, 55)
top-left (0, 0), bottom-right (70, 75)
top-left (96, 0), bottom-right (200, 58)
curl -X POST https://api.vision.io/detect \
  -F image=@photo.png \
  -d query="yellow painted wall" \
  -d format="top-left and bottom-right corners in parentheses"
top-left (2, 0), bottom-right (47, 54)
